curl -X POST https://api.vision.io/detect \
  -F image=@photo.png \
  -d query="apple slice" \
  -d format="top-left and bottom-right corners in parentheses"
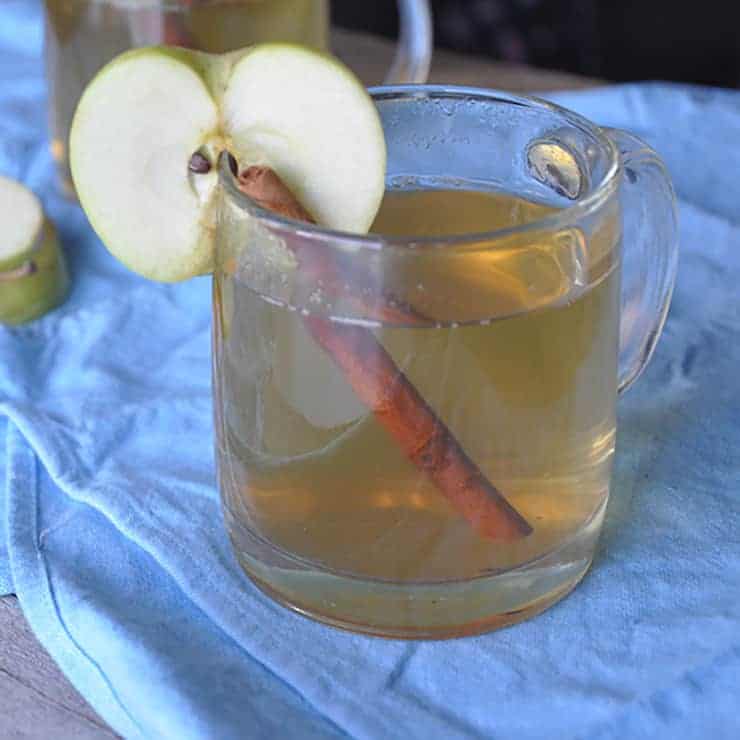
top-left (0, 176), bottom-right (69, 325)
top-left (0, 175), bottom-right (43, 274)
top-left (70, 44), bottom-right (386, 282)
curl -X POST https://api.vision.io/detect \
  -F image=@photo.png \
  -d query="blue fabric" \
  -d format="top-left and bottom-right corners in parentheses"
top-left (0, 419), bottom-right (9, 595)
top-left (2, 1), bottom-right (739, 738)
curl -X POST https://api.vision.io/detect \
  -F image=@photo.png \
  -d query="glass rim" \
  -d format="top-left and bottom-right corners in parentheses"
top-left (219, 84), bottom-right (621, 252)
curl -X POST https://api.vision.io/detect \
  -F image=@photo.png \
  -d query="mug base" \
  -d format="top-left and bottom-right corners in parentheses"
top-left (244, 562), bottom-right (591, 640)
top-left (225, 502), bottom-right (604, 640)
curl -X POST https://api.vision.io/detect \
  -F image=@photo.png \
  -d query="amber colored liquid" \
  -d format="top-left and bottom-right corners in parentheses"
top-left (214, 188), bottom-right (621, 636)
top-left (44, 0), bottom-right (328, 195)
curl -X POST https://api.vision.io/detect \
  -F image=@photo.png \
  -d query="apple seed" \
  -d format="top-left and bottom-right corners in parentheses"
top-left (188, 152), bottom-right (211, 174)
top-left (227, 152), bottom-right (238, 176)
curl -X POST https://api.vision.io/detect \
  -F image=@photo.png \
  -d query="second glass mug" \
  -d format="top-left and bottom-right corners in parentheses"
top-left (213, 86), bottom-right (678, 639)
top-left (44, 0), bottom-right (432, 196)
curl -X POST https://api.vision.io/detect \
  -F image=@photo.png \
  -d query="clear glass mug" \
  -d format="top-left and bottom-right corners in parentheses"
top-left (213, 86), bottom-right (678, 639)
top-left (44, 0), bottom-right (432, 196)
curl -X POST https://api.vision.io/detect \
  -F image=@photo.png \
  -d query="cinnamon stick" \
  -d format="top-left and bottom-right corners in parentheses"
top-left (237, 167), bottom-right (424, 326)
top-left (237, 166), bottom-right (532, 540)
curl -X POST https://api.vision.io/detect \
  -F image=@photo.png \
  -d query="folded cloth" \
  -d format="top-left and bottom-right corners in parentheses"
top-left (0, 420), bottom-right (8, 595)
top-left (2, 2), bottom-right (739, 738)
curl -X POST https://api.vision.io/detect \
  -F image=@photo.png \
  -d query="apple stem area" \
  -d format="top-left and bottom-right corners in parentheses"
top-left (188, 150), bottom-right (241, 180)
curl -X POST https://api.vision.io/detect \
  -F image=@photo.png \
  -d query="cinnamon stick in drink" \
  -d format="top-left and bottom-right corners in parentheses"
top-left (237, 166), bottom-right (424, 325)
top-left (237, 166), bottom-right (532, 540)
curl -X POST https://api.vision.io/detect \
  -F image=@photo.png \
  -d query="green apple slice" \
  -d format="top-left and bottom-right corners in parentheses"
top-left (70, 44), bottom-right (386, 283)
top-left (0, 175), bottom-right (44, 273)
top-left (0, 176), bottom-right (69, 326)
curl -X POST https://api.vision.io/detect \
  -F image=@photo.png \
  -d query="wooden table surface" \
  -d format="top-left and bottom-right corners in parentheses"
top-left (1, 29), bottom-right (599, 739)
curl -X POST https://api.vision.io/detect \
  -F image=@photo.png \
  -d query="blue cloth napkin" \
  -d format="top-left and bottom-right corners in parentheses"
top-left (2, 2), bottom-right (740, 738)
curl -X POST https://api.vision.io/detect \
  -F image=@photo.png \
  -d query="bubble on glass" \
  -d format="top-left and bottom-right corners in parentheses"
top-left (433, 98), bottom-right (456, 117)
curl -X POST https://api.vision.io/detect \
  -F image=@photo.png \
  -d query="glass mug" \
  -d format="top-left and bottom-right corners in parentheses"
top-left (44, 0), bottom-right (432, 196)
top-left (213, 86), bottom-right (678, 639)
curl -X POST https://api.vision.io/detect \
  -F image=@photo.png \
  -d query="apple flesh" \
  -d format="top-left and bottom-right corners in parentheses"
top-left (70, 44), bottom-right (386, 283)
top-left (0, 176), bottom-right (69, 326)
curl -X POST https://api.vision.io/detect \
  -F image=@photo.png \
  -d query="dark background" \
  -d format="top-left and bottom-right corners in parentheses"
top-left (332, 0), bottom-right (740, 89)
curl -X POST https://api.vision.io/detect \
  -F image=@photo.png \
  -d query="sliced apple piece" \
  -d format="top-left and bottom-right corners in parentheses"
top-left (0, 175), bottom-right (44, 272)
top-left (224, 45), bottom-right (384, 234)
top-left (70, 48), bottom-right (220, 282)
top-left (70, 44), bottom-right (386, 283)
top-left (0, 176), bottom-right (69, 325)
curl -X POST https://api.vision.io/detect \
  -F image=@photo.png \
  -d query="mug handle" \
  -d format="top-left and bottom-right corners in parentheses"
top-left (603, 128), bottom-right (680, 394)
top-left (384, 0), bottom-right (433, 84)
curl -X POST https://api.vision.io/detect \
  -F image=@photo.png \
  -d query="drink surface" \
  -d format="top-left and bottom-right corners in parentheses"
top-left (215, 187), bottom-right (621, 584)
top-left (45, 0), bottom-right (329, 195)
